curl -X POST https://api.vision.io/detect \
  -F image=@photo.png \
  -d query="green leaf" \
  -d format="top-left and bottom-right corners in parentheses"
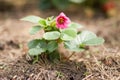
top-left (46, 16), bottom-right (56, 26)
top-left (21, 15), bottom-right (43, 23)
top-left (28, 48), bottom-right (45, 56)
top-left (43, 31), bottom-right (60, 40)
top-left (29, 26), bottom-right (42, 35)
top-left (60, 28), bottom-right (77, 41)
top-left (83, 37), bottom-right (105, 45)
top-left (47, 41), bottom-right (58, 53)
top-left (64, 31), bottom-right (104, 52)
top-left (28, 39), bottom-right (40, 49)
top-left (68, 22), bottom-right (83, 29)
top-left (64, 41), bottom-right (84, 52)
top-left (28, 39), bottom-right (47, 56)
top-left (39, 19), bottom-right (46, 27)
top-left (75, 31), bottom-right (104, 45)
top-left (28, 39), bottom-right (47, 50)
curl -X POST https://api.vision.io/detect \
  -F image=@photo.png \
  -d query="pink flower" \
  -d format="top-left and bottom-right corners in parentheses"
top-left (56, 12), bottom-right (71, 29)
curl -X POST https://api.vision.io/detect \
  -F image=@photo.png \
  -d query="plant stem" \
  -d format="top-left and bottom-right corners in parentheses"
top-left (32, 55), bottom-right (39, 64)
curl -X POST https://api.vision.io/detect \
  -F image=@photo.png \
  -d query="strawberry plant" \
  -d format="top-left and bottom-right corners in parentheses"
top-left (21, 12), bottom-right (104, 62)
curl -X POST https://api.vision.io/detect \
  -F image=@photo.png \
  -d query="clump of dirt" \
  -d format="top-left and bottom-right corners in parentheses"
top-left (0, 42), bottom-right (4, 51)
top-left (0, 40), bottom-right (20, 51)
top-left (0, 39), bottom-right (22, 68)
top-left (6, 40), bottom-right (20, 49)
top-left (0, 56), bottom-right (87, 80)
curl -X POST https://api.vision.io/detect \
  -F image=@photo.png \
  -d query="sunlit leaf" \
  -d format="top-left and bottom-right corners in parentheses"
top-left (75, 31), bottom-right (104, 45)
top-left (43, 31), bottom-right (60, 40)
top-left (29, 26), bottom-right (42, 35)
top-left (28, 48), bottom-right (45, 56)
top-left (21, 15), bottom-right (43, 23)
top-left (60, 28), bottom-right (77, 41)
top-left (68, 22), bottom-right (83, 29)
top-left (64, 31), bottom-right (104, 52)
top-left (39, 19), bottom-right (46, 27)
top-left (28, 39), bottom-right (47, 50)
top-left (64, 41), bottom-right (84, 52)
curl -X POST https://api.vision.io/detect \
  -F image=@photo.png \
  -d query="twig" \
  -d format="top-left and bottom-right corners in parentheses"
top-left (67, 52), bottom-right (76, 60)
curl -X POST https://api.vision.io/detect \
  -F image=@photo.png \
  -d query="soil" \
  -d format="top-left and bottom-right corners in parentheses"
top-left (0, 1), bottom-right (120, 80)
top-left (0, 57), bottom-right (87, 80)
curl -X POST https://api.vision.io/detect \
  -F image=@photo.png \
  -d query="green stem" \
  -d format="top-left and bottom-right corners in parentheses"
top-left (32, 55), bottom-right (39, 64)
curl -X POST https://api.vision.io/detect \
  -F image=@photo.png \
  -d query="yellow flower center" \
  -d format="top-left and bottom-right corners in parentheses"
top-left (58, 17), bottom-right (65, 24)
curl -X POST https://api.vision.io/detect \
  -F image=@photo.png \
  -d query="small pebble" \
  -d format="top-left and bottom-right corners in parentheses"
top-left (7, 40), bottom-right (20, 49)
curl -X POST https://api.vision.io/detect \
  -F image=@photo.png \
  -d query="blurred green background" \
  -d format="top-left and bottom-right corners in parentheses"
top-left (0, 0), bottom-right (117, 18)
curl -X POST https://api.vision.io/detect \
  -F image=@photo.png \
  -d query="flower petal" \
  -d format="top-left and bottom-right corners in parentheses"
top-left (56, 12), bottom-right (71, 29)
